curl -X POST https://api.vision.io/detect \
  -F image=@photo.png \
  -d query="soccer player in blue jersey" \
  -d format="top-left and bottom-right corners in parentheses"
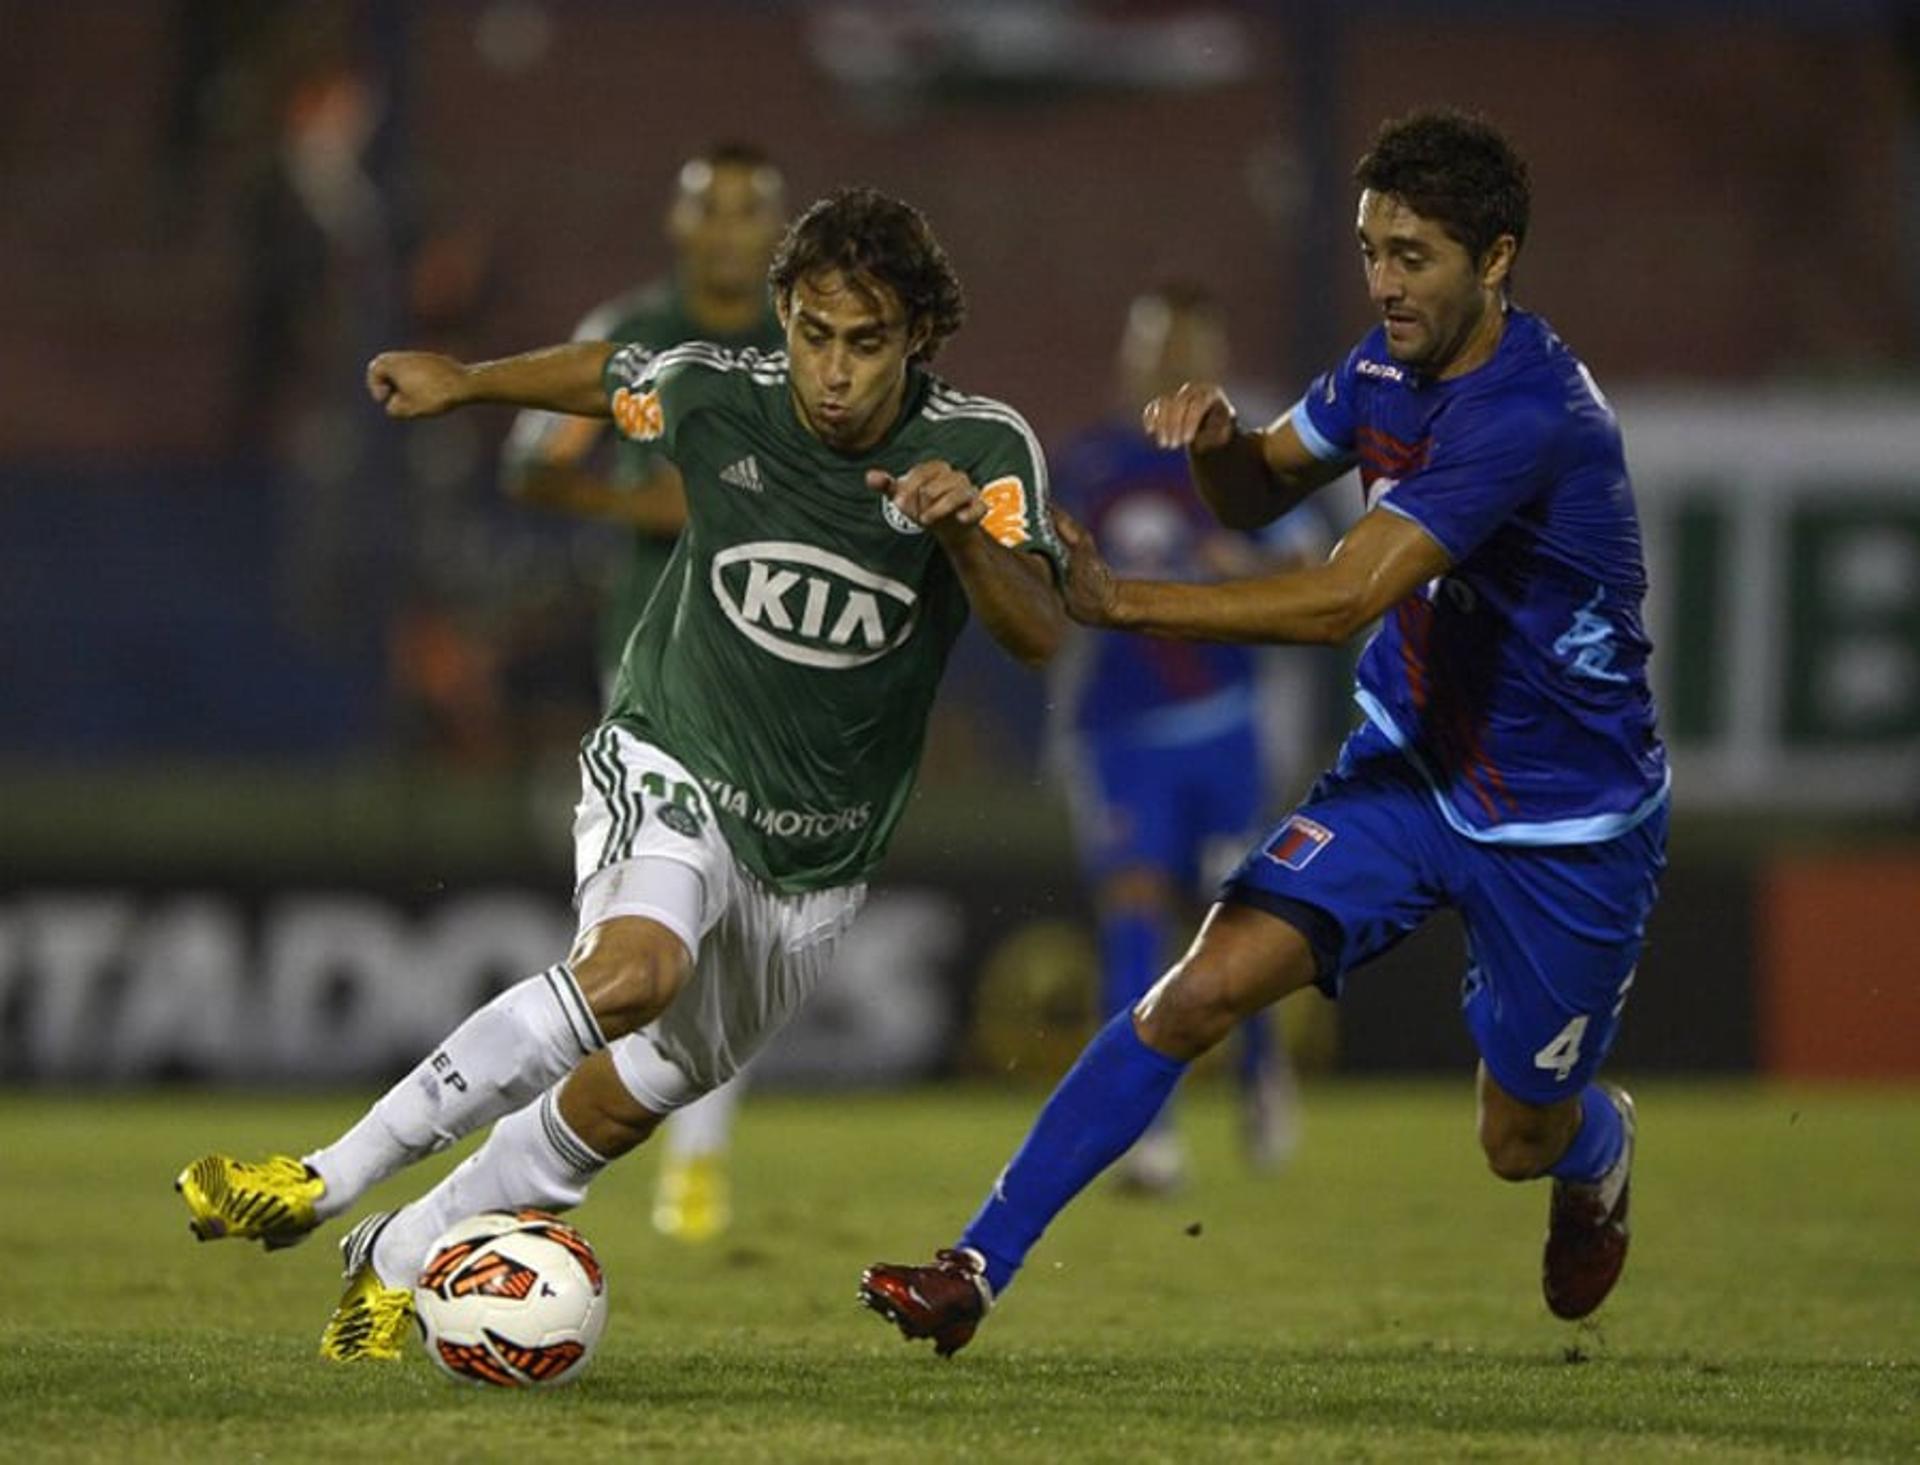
top-left (1052, 283), bottom-right (1320, 1190)
top-left (865, 109), bottom-right (1669, 1354)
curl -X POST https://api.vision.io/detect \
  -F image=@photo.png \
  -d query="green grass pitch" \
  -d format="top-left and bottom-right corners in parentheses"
top-left (3, 1082), bottom-right (1915, 1462)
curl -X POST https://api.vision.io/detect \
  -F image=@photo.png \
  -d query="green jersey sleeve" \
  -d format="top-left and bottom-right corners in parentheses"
top-left (923, 384), bottom-right (1065, 579)
top-left (603, 341), bottom-right (764, 462)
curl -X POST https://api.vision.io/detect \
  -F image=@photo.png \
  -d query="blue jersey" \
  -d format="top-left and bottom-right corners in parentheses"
top-left (1291, 308), bottom-right (1668, 845)
top-left (1056, 419), bottom-right (1314, 742)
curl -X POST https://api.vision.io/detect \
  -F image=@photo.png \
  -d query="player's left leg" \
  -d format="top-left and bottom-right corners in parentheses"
top-left (865, 726), bottom-right (1446, 1355)
top-left (861, 901), bottom-right (1319, 1355)
top-left (1453, 803), bottom-right (1667, 1321)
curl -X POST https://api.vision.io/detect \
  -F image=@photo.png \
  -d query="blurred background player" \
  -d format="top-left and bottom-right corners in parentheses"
top-left (500, 142), bottom-right (787, 1242)
top-left (1049, 284), bottom-right (1323, 1190)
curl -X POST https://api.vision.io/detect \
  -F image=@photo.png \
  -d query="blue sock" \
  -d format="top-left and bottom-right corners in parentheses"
top-left (1097, 908), bottom-right (1163, 1020)
top-left (960, 1010), bottom-right (1188, 1296)
top-left (1547, 1084), bottom-right (1624, 1183)
top-left (1235, 1009), bottom-right (1272, 1090)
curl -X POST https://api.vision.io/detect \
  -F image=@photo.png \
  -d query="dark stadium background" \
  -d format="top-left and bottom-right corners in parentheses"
top-left (2, 0), bottom-right (1916, 1091)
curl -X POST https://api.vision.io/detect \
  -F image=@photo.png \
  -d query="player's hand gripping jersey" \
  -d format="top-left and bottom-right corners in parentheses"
top-left (601, 342), bottom-right (1063, 891)
top-left (1291, 308), bottom-right (1668, 844)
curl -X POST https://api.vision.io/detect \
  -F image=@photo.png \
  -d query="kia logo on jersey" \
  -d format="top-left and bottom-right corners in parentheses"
top-left (710, 542), bottom-right (920, 669)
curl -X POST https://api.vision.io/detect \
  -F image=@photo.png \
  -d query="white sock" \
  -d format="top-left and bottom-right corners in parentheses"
top-left (372, 1088), bottom-right (608, 1285)
top-left (663, 1072), bottom-right (748, 1160)
top-left (305, 965), bottom-right (603, 1219)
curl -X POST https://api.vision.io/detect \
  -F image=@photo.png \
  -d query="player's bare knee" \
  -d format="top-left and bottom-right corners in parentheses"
top-left (1477, 1107), bottom-right (1563, 1181)
top-left (568, 918), bottom-right (692, 1039)
top-left (558, 1050), bottom-right (663, 1160)
top-left (1136, 903), bottom-right (1316, 1060)
top-left (1479, 1126), bottom-right (1547, 1182)
top-left (1476, 1066), bottom-right (1581, 1181)
top-left (1135, 962), bottom-right (1241, 1059)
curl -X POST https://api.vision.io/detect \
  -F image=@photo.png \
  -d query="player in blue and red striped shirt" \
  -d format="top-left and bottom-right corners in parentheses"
top-left (866, 109), bottom-right (1669, 1354)
top-left (1052, 284), bottom-right (1323, 1190)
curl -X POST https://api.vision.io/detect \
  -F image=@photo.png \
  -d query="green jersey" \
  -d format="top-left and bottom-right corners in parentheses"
top-left (502, 279), bottom-right (783, 681)
top-left (601, 341), bottom-right (1063, 893)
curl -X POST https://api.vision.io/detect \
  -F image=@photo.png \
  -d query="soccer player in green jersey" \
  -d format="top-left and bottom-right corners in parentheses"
top-left (175, 187), bottom-right (1068, 1363)
top-left (501, 143), bottom-right (787, 1245)
top-left (502, 142), bottom-right (786, 684)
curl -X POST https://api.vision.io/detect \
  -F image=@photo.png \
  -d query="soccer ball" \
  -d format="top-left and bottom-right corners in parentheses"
top-left (412, 1210), bottom-right (608, 1387)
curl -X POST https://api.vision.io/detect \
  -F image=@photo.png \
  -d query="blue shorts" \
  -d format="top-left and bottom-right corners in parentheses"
top-left (1068, 720), bottom-right (1266, 893)
top-left (1222, 722), bottom-right (1667, 1104)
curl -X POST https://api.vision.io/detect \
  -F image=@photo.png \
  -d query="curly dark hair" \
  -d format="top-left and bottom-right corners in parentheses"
top-left (768, 188), bottom-right (966, 362)
top-left (1354, 110), bottom-right (1531, 268)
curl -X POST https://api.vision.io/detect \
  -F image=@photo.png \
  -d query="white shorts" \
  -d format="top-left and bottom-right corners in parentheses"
top-left (571, 725), bottom-right (865, 1111)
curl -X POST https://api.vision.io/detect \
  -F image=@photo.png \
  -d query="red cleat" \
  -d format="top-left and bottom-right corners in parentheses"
top-left (1543, 1085), bottom-right (1635, 1320)
top-left (860, 1247), bottom-right (993, 1357)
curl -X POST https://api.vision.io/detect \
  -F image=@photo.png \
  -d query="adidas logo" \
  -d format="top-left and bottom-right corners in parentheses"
top-left (719, 455), bottom-right (764, 493)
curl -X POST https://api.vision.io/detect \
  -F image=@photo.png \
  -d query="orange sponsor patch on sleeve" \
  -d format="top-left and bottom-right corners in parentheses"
top-left (978, 475), bottom-right (1031, 548)
top-left (611, 386), bottom-right (664, 442)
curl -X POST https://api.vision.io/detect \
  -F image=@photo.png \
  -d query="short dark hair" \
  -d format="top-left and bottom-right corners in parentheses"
top-left (675, 142), bottom-right (782, 201)
top-left (1354, 110), bottom-right (1530, 266)
top-left (693, 140), bottom-right (778, 175)
top-left (768, 188), bottom-right (966, 362)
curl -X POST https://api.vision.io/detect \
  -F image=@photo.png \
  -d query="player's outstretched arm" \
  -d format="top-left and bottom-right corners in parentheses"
top-left (1143, 383), bottom-right (1349, 530)
top-left (368, 341), bottom-right (618, 419)
top-left (1056, 504), bottom-right (1449, 647)
top-left (869, 463), bottom-right (1065, 666)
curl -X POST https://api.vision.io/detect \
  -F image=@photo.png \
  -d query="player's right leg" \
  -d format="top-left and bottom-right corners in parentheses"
top-left (175, 727), bottom-right (718, 1248)
top-left (1453, 801), bottom-right (1667, 1321)
top-left (175, 910), bottom-right (692, 1249)
top-left (323, 854), bottom-right (865, 1361)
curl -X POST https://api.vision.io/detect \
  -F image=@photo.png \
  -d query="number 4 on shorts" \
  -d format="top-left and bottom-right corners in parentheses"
top-left (1533, 1015), bottom-right (1589, 1083)
top-left (1533, 967), bottom-right (1635, 1083)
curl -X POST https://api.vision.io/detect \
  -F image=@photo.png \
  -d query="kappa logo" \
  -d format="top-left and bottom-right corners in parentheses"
top-left (1355, 358), bottom-right (1408, 383)
top-left (719, 455), bottom-right (764, 493)
top-left (1264, 814), bottom-right (1335, 871)
top-left (710, 541), bottom-right (919, 669)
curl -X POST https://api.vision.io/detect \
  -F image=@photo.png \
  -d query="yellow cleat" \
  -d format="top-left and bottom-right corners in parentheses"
top-left (319, 1214), bottom-right (415, 1362)
top-left (652, 1153), bottom-right (731, 1243)
top-left (174, 1154), bottom-right (323, 1249)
